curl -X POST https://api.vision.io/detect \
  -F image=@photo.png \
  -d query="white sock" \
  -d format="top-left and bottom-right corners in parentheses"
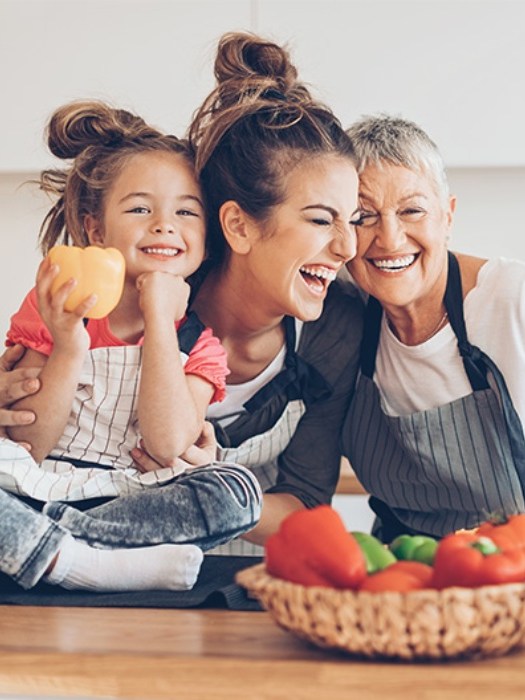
top-left (45, 535), bottom-right (203, 592)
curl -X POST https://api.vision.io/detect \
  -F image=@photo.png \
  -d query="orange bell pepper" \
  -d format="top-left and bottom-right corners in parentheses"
top-left (358, 560), bottom-right (433, 593)
top-left (47, 245), bottom-right (125, 319)
top-left (265, 505), bottom-right (367, 589)
top-left (432, 530), bottom-right (525, 589)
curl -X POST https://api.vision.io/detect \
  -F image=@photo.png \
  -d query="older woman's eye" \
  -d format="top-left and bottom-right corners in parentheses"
top-left (356, 211), bottom-right (379, 227)
top-left (400, 208), bottom-right (426, 221)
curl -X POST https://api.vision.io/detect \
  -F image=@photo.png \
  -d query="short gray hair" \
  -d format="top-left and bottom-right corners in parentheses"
top-left (346, 114), bottom-right (449, 201)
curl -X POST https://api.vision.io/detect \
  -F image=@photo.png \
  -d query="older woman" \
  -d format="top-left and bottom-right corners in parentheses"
top-left (343, 114), bottom-right (525, 542)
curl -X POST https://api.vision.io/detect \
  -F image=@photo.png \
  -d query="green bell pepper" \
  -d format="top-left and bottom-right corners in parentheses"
top-left (352, 531), bottom-right (397, 574)
top-left (389, 534), bottom-right (438, 566)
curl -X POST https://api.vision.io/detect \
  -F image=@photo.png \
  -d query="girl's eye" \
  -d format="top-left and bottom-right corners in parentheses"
top-left (177, 209), bottom-right (199, 217)
top-left (127, 206), bottom-right (149, 214)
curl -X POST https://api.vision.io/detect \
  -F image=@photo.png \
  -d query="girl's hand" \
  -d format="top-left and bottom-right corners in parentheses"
top-left (131, 421), bottom-right (217, 473)
top-left (136, 271), bottom-right (190, 323)
top-left (36, 257), bottom-right (96, 354)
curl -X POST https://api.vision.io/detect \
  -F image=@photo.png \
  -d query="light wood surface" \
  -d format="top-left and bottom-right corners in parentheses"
top-left (0, 605), bottom-right (524, 699)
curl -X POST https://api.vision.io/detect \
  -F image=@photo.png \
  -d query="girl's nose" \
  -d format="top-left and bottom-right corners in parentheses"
top-left (152, 221), bottom-right (174, 234)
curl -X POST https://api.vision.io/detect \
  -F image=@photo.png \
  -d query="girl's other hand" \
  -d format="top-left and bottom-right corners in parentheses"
top-left (136, 271), bottom-right (190, 323)
top-left (131, 422), bottom-right (217, 473)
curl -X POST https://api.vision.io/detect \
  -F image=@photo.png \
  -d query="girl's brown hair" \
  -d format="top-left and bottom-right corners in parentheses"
top-left (188, 32), bottom-right (356, 268)
top-left (38, 100), bottom-right (193, 254)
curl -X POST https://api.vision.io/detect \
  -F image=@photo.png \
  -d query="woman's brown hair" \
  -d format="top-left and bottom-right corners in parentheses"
top-left (188, 32), bottom-right (356, 268)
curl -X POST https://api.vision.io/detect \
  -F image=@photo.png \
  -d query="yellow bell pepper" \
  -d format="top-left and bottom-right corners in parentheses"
top-left (47, 245), bottom-right (125, 319)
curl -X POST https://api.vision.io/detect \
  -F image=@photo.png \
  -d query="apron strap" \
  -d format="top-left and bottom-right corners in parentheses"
top-left (244, 316), bottom-right (332, 413)
top-left (444, 252), bottom-right (489, 391)
top-left (178, 311), bottom-right (206, 356)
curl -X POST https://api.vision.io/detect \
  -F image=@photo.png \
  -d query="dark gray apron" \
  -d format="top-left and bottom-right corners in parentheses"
top-left (342, 252), bottom-right (525, 541)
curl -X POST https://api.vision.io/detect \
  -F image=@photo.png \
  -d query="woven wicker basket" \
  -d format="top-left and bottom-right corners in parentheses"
top-left (236, 563), bottom-right (525, 660)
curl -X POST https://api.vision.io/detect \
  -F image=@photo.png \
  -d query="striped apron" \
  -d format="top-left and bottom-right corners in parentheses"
top-left (0, 313), bottom-right (207, 502)
top-left (342, 252), bottom-right (525, 541)
top-left (209, 316), bottom-right (331, 555)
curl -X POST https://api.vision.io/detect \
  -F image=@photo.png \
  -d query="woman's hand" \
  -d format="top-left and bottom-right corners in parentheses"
top-left (0, 345), bottom-right (40, 444)
top-left (131, 421), bottom-right (218, 473)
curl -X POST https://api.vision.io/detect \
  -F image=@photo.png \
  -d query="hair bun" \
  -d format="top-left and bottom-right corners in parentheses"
top-left (214, 32), bottom-right (297, 92)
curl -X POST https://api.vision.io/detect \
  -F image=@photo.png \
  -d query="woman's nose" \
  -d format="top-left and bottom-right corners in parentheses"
top-left (331, 223), bottom-right (357, 262)
top-left (375, 212), bottom-right (406, 249)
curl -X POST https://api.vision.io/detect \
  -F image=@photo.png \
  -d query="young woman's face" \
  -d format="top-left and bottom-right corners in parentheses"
top-left (85, 151), bottom-right (205, 284)
top-left (346, 162), bottom-right (455, 312)
top-left (243, 155), bottom-right (360, 322)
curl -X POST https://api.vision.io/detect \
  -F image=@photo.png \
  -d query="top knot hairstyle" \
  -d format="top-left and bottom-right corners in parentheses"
top-left (38, 100), bottom-right (193, 254)
top-left (188, 32), bottom-right (356, 268)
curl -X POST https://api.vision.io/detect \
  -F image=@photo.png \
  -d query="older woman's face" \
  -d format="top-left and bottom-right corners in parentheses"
top-left (346, 163), bottom-right (455, 310)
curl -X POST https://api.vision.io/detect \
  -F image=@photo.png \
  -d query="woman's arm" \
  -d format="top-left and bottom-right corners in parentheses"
top-left (7, 260), bottom-right (94, 461)
top-left (137, 272), bottom-right (213, 466)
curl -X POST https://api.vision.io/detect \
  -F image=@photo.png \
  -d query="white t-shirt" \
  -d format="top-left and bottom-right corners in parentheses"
top-left (375, 258), bottom-right (525, 423)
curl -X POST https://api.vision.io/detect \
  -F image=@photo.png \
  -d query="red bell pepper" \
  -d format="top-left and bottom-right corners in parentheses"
top-left (358, 560), bottom-right (433, 593)
top-left (432, 531), bottom-right (525, 589)
top-left (476, 513), bottom-right (525, 552)
top-left (265, 505), bottom-right (367, 589)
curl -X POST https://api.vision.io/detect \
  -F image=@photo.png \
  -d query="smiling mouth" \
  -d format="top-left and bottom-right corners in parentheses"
top-left (370, 254), bottom-right (418, 272)
top-left (299, 265), bottom-right (337, 293)
top-left (141, 247), bottom-right (183, 257)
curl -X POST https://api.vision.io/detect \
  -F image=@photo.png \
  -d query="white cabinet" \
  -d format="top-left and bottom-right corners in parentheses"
top-left (258, 0), bottom-right (525, 167)
top-left (2, 0), bottom-right (524, 170)
top-left (0, 0), bottom-right (251, 171)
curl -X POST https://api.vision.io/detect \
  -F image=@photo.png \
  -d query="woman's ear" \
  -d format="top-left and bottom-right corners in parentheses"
top-left (219, 201), bottom-right (254, 255)
top-left (445, 195), bottom-right (457, 230)
top-left (83, 214), bottom-right (105, 246)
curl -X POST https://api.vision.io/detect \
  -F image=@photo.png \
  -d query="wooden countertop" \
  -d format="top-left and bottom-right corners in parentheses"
top-left (0, 605), bottom-right (524, 699)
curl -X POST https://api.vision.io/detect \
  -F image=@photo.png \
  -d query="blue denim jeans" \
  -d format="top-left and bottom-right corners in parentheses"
top-left (0, 463), bottom-right (262, 589)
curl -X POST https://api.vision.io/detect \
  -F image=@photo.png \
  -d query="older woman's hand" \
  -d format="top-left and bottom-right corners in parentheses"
top-left (0, 345), bottom-right (41, 449)
top-left (131, 421), bottom-right (218, 473)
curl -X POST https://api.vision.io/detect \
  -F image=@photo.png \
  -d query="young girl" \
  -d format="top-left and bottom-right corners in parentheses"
top-left (0, 101), bottom-right (261, 591)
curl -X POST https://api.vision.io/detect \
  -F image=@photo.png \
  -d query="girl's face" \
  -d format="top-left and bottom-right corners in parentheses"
top-left (85, 151), bottom-right (205, 285)
top-left (346, 162), bottom-right (455, 313)
top-left (239, 155), bottom-right (360, 322)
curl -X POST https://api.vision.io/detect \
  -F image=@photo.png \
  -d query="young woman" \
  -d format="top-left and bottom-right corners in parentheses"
top-left (131, 32), bottom-right (364, 553)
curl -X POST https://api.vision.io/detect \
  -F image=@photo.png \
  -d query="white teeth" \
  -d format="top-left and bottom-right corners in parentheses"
top-left (372, 255), bottom-right (416, 270)
top-left (142, 247), bottom-right (181, 257)
top-left (299, 266), bottom-right (337, 281)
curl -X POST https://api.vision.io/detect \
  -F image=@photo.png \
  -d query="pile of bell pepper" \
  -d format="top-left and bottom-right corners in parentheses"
top-left (264, 505), bottom-right (525, 593)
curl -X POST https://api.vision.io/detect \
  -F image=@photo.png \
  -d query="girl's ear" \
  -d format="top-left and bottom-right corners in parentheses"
top-left (219, 201), bottom-right (255, 255)
top-left (83, 214), bottom-right (105, 246)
